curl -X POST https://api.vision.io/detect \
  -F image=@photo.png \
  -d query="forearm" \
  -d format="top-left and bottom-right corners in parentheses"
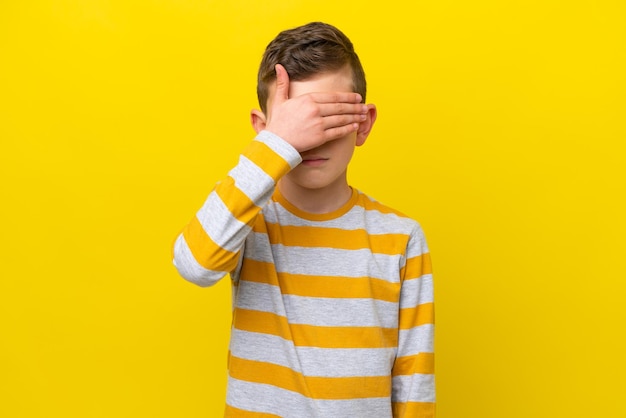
top-left (173, 131), bottom-right (301, 286)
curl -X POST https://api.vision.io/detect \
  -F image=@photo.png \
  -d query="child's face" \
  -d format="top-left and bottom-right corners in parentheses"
top-left (271, 65), bottom-right (368, 193)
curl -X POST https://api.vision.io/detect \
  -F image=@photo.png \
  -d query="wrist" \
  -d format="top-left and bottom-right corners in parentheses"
top-left (256, 130), bottom-right (302, 168)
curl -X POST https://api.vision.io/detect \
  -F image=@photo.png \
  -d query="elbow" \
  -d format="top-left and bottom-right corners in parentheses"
top-left (172, 235), bottom-right (226, 287)
top-left (173, 257), bottom-right (224, 287)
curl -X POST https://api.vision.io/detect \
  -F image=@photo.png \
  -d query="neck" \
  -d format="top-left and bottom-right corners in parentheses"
top-left (278, 176), bottom-right (352, 214)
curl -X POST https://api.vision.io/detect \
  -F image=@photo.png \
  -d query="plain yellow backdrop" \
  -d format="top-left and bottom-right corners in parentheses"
top-left (1, 1), bottom-right (625, 417)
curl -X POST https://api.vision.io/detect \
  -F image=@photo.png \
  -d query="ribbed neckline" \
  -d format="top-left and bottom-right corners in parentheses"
top-left (273, 187), bottom-right (359, 222)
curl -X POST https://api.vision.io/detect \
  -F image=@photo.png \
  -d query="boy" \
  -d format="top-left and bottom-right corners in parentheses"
top-left (173, 22), bottom-right (435, 417)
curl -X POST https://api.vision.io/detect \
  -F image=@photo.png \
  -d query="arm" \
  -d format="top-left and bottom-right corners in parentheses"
top-left (392, 225), bottom-right (435, 417)
top-left (172, 131), bottom-right (300, 286)
top-left (172, 64), bottom-right (367, 286)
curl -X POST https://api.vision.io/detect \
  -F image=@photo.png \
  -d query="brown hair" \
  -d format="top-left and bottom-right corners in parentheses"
top-left (256, 22), bottom-right (367, 113)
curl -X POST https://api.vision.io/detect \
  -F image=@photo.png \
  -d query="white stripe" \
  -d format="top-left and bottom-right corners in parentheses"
top-left (235, 281), bottom-right (398, 327)
top-left (243, 238), bottom-right (403, 282)
top-left (399, 275), bottom-right (434, 308)
top-left (406, 226), bottom-right (429, 258)
top-left (392, 373), bottom-right (436, 403)
top-left (234, 281), bottom-right (288, 317)
top-left (227, 377), bottom-right (317, 417)
top-left (240, 230), bottom-right (274, 263)
top-left (256, 130), bottom-right (302, 169)
top-left (283, 294), bottom-right (397, 327)
top-left (172, 234), bottom-right (227, 286)
top-left (272, 245), bottom-right (403, 282)
top-left (230, 329), bottom-right (396, 378)
top-left (196, 191), bottom-right (251, 253)
top-left (398, 324), bottom-right (435, 355)
top-left (229, 154), bottom-right (275, 206)
top-left (227, 377), bottom-right (393, 417)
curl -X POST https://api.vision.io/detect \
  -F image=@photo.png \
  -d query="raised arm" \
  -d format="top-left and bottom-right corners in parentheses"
top-left (172, 64), bottom-right (368, 286)
top-left (172, 130), bottom-right (300, 286)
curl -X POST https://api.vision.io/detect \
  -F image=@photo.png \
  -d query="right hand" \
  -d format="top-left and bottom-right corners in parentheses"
top-left (265, 64), bottom-right (368, 152)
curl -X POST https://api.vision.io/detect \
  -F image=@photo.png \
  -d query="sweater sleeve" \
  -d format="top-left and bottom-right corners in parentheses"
top-left (391, 225), bottom-right (435, 417)
top-left (172, 131), bottom-right (301, 287)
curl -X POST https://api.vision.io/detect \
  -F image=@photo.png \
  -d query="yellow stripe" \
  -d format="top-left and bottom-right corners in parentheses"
top-left (233, 308), bottom-right (398, 348)
top-left (229, 356), bottom-right (391, 400)
top-left (244, 140), bottom-right (292, 180)
top-left (182, 216), bottom-right (239, 272)
top-left (400, 253), bottom-right (433, 280)
top-left (399, 302), bottom-right (435, 329)
top-left (392, 401), bottom-right (435, 418)
top-left (392, 353), bottom-right (435, 376)
top-left (224, 405), bottom-right (280, 418)
top-left (355, 193), bottom-right (409, 217)
top-left (239, 259), bottom-right (401, 302)
top-left (262, 223), bottom-right (409, 254)
top-left (239, 259), bottom-right (280, 286)
top-left (214, 176), bottom-right (260, 226)
top-left (278, 273), bottom-right (400, 302)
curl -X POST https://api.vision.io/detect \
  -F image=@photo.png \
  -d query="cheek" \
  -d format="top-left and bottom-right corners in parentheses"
top-left (325, 132), bottom-right (357, 150)
top-left (330, 135), bottom-right (357, 157)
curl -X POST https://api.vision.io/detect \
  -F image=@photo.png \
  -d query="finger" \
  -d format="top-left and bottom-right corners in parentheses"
top-left (321, 113), bottom-right (367, 130)
top-left (273, 64), bottom-right (290, 105)
top-left (323, 123), bottom-right (361, 141)
top-left (319, 102), bottom-right (368, 117)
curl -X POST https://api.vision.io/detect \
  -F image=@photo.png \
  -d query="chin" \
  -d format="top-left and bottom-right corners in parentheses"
top-left (294, 180), bottom-right (333, 190)
top-left (286, 168), bottom-right (347, 192)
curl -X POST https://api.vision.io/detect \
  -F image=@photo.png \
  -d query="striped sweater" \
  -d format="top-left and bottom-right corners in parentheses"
top-left (173, 131), bottom-right (435, 417)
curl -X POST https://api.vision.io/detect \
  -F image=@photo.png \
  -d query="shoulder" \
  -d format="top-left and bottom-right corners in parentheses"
top-left (353, 190), bottom-right (424, 236)
top-left (354, 190), bottom-right (411, 218)
top-left (355, 191), bottom-right (430, 258)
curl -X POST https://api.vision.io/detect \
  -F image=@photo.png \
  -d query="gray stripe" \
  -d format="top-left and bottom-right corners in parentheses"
top-left (399, 275), bottom-right (434, 308)
top-left (243, 241), bottom-right (403, 282)
top-left (227, 377), bottom-right (393, 417)
top-left (392, 374), bottom-right (436, 403)
top-left (282, 294), bottom-right (397, 328)
top-left (230, 329), bottom-right (396, 378)
top-left (172, 235), bottom-right (227, 286)
top-left (241, 230), bottom-right (275, 263)
top-left (406, 226), bottom-right (429, 258)
top-left (234, 281), bottom-right (288, 317)
top-left (398, 324), bottom-right (435, 355)
top-left (196, 191), bottom-right (250, 253)
top-left (256, 130), bottom-right (302, 169)
top-left (229, 154), bottom-right (275, 206)
top-left (235, 282), bottom-right (397, 327)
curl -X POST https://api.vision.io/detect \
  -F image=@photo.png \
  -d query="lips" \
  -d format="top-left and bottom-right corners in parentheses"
top-left (300, 155), bottom-right (328, 167)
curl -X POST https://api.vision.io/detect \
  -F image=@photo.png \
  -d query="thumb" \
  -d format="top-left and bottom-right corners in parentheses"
top-left (273, 64), bottom-right (290, 104)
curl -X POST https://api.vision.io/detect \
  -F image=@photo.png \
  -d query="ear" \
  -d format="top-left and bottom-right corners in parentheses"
top-left (355, 104), bottom-right (377, 147)
top-left (250, 109), bottom-right (267, 134)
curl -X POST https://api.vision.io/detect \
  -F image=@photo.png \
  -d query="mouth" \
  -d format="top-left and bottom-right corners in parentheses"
top-left (301, 156), bottom-right (329, 167)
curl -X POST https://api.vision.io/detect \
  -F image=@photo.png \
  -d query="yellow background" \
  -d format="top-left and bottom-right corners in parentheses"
top-left (1, 1), bottom-right (625, 417)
